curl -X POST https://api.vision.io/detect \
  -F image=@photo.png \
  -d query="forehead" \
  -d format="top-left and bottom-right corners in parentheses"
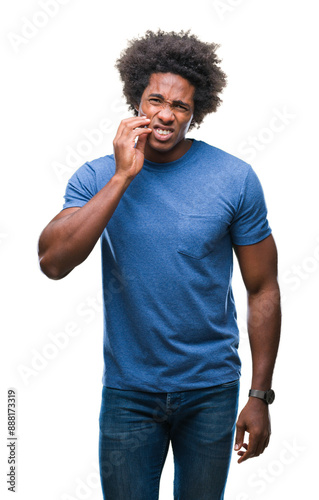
top-left (145, 73), bottom-right (195, 103)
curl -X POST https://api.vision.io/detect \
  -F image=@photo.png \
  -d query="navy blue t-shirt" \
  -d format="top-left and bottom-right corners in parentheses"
top-left (63, 139), bottom-right (271, 392)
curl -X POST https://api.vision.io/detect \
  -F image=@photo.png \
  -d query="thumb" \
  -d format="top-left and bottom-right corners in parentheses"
top-left (234, 423), bottom-right (245, 451)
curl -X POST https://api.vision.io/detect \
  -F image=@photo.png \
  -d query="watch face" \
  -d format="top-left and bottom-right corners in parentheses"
top-left (266, 390), bottom-right (275, 404)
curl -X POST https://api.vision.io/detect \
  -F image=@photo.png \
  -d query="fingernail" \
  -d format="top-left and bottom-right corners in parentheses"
top-left (234, 444), bottom-right (239, 450)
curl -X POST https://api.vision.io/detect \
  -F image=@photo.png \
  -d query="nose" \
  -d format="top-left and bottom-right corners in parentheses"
top-left (156, 103), bottom-right (175, 122)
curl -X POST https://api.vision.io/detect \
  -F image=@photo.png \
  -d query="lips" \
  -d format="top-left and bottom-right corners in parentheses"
top-left (153, 125), bottom-right (174, 142)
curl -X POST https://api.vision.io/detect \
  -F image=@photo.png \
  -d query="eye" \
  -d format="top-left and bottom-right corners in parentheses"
top-left (149, 98), bottom-right (162, 104)
top-left (176, 104), bottom-right (187, 111)
top-left (173, 103), bottom-right (188, 112)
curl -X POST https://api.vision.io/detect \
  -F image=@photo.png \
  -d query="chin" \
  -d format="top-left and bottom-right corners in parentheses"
top-left (149, 133), bottom-right (184, 149)
top-left (147, 138), bottom-right (175, 152)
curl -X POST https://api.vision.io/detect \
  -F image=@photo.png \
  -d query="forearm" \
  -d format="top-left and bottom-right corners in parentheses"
top-left (247, 282), bottom-right (281, 390)
top-left (38, 173), bottom-right (132, 279)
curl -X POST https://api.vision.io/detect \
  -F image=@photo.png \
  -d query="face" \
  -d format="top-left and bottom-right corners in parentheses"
top-left (137, 73), bottom-right (195, 162)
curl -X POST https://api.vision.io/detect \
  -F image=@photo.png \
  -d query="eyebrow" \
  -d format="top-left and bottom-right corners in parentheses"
top-left (148, 93), bottom-right (191, 109)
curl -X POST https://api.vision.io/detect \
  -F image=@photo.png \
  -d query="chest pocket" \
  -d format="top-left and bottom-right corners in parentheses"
top-left (177, 213), bottom-right (227, 260)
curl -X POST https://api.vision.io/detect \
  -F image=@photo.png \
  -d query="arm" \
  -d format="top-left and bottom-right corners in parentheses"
top-left (233, 234), bottom-right (281, 463)
top-left (38, 116), bottom-right (152, 280)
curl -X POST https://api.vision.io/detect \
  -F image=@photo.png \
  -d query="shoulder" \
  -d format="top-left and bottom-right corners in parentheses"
top-left (194, 139), bottom-right (252, 181)
top-left (86, 153), bottom-right (116, 177)
top-left (195, 140), bottom-right (250, 170)
top-left (71, 153), bottom-right (116, 187)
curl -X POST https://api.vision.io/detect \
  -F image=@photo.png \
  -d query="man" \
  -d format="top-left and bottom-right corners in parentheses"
top-left (38, 30), bottom-right (281, 500)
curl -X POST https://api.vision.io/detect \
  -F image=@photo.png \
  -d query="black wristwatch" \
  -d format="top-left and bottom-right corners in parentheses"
top-left (248, 389), bottom-right (275, 404)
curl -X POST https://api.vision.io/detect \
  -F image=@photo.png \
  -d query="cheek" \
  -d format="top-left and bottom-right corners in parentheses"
top-left (186, 114), bottom-right (194, 129)
top-left (178, 115), bottom-right (193, 134)
top-left (138, 103), bottom-right (148, 117)
top-left (139, 103), bottom-right (159, 122)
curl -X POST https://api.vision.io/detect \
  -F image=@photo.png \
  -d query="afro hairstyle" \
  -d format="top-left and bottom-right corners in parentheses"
top-left (115, 29), bottom-right (227, 129)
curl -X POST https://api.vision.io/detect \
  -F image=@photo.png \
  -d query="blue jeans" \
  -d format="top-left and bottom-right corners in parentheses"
top-left (99, 380), bottom-right (240, 500)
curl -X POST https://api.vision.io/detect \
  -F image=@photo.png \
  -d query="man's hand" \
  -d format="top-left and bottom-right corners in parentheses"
top-left (113, 116), bottom-right (152, 180)
top-left (234, 397), bottom-right (271, 463)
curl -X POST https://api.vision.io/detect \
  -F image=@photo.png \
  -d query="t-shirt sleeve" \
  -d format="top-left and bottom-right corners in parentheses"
top-left (62, 162), bottom-right (97, 210)
top-left (230, 165), bottom-right (272, 245)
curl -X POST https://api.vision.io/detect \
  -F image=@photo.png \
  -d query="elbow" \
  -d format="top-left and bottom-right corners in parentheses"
top-left (38, 253), bottom-right (69, 280)
top-left (247, 277), bottom-right (280, 298)
top-left (38, 234), bottom-right (72, 280)
top-left (252, 279), bottom-right (280, 298)
top-left (39, 257), bottom-right (61, 280)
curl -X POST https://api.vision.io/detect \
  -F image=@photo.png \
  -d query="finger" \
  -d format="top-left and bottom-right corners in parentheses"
top-left (234, 424), bottom-right (245, 452)
top-left (116, 126), bottom-right (152, 152)
top-left (132, 127), bottom-right (152, 147)
top-left (114, 117), bottom-right (150, 142)
top-left (122, 116), bottom-right (151, 134)
top-left (126, 116), bottom-right (150, 125)
top-left (238, 432), bottom-right (270, 463)
top-left (258, 432), bottom-right (270, 456)
top-left (256, 428), bottom-right (271, 457)
top-left (236, 443), bottom-right (248, 457)
top-left (237, 443), bottom-right (248, 453)
top-left (135, 130), bottom-right (151, 153)
top-left (123, 123), bottom-right (151, 145)
top-left (237, 434), bottom-right (258, 464)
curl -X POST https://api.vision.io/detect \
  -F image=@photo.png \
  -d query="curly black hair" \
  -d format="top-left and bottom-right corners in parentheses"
top-left (115, 29), bottom-right (227, 129)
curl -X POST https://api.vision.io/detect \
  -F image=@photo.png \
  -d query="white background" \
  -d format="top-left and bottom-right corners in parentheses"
top-left (1, 0), bottom-right (318, 498)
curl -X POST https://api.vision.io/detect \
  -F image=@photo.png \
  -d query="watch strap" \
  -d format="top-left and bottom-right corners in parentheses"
top-left (249, 389), bottom-right (268, 400)
top-left (249, 389), bottom-right (275, 404)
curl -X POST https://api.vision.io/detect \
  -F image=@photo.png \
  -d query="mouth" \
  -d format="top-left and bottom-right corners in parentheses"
top-left (153, 126), bottom-right (174, 142)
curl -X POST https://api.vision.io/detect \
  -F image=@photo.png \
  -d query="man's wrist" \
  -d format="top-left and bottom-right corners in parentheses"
top-left (112, 172), bottom-right (134, 190)
top-left (248, 389), bottom-right (275, 404)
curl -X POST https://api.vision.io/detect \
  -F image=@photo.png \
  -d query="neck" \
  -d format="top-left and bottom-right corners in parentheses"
top-left (144, 138), bottom-right (193, 163)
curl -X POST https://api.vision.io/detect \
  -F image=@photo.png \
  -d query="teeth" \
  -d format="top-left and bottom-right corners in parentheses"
top-left (156, 129), bottom-right (171, 135)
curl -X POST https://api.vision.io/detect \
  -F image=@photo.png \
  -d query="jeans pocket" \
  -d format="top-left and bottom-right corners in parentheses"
top-left (219, 379), bottom-right (239, 388)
